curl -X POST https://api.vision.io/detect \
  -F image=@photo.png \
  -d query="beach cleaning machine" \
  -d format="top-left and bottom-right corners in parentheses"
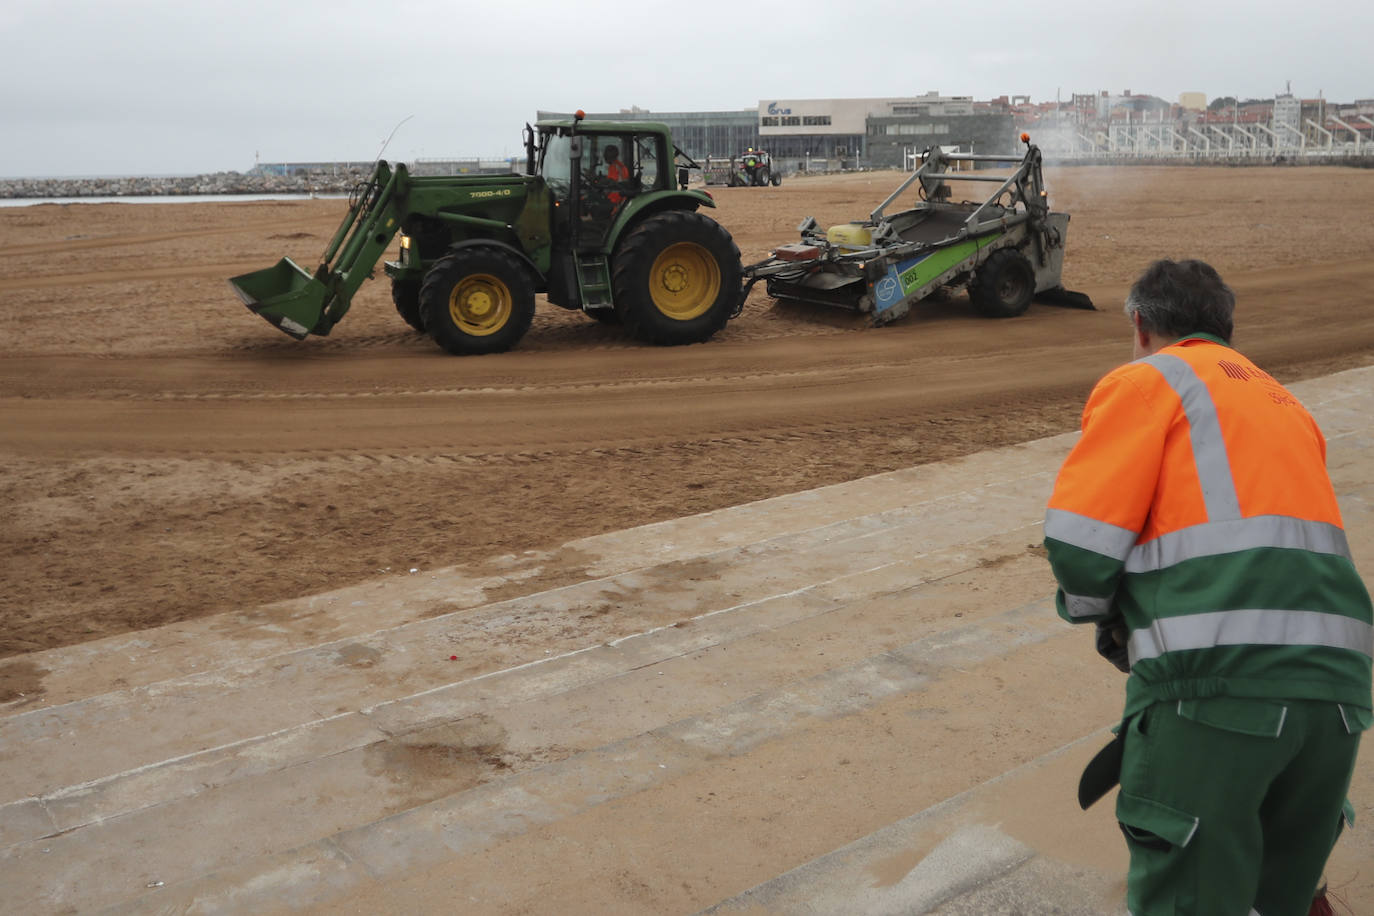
top-left (738, 134), bottom-right (1093, 322)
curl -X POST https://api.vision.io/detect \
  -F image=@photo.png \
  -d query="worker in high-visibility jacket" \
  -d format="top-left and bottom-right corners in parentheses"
top-left (1044, 259), bottom-right (1372, 916)
top-left (603, 144), bottom-right (630, 206)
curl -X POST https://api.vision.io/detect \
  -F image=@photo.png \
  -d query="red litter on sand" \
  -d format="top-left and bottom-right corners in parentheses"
top-left (449, 655), bottom-right (458, 661)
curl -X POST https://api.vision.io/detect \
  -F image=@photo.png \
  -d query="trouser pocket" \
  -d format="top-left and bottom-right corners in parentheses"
top-left (1116, 789), bottom-right (1205, 913)
top-left (1117, 790), bottom-right (1200, 851)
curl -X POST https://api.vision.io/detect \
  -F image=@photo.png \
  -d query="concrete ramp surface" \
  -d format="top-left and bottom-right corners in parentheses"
top-left (3, 367), bottom-right (1371, 915)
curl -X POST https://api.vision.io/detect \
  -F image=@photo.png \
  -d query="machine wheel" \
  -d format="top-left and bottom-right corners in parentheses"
top-left (969, 248), bottom-right (1036, 318)
top-left (391, 277), bottom-right (425, 332)
top-left (770, 171), bottom-right (782, 187)
top-left (611, 211), bottom-right (742, 346)
top-left (420, 248), bottom-right (535, 355)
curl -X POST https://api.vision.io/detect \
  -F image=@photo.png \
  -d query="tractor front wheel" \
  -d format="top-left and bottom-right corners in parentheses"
top-left (611, 211), bottom-right (742, 346)
top-left (392, 277), bottom-right (424, 332)
top-left (969, 248), bottom-right (1035, 318)
top-left (420, 248), bottom-right (535, 355)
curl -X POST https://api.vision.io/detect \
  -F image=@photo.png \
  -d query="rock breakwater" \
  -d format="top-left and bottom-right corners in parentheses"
top-left (0, 170), bottom-right (370, 200)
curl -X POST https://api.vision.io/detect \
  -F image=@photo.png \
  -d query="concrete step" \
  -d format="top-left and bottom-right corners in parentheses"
top-left (0, 486), bottom-right (1054, 812)
top-left (699, 722), bottom-right (1131, 916)
top-left (0, 523), bottom-right (1061, 909)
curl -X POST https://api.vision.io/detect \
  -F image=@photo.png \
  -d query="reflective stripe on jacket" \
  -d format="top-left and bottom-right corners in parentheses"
top-left (1045, 334), bottom-right (1373, 715)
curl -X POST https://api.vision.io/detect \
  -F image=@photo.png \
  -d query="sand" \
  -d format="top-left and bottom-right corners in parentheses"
top-left (4, 165), bottom-right (1374, 657)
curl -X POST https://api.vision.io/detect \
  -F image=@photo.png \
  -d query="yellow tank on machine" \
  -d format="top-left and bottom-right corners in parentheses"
top-left (825, 223), bottom-right (873, 250)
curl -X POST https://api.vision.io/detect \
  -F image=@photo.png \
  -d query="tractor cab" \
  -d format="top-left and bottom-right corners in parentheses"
top-left (534, 120), bottom-right (667, 248)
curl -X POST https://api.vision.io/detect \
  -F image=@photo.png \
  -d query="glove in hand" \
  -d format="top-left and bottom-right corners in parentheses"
top-left (1095, 618), bottom-right (1130, 673)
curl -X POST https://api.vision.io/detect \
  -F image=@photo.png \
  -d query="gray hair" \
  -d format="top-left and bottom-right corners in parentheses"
top-left (1123, 259), bottom-right (1234, 343)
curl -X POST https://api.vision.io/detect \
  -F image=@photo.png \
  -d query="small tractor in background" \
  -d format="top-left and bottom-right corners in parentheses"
top-left (230, 114), bottom-right (743, 355)
top-left (729, 149), bottom-right (781, 187)
top-left (738, 134), bottom-right (1092, 322)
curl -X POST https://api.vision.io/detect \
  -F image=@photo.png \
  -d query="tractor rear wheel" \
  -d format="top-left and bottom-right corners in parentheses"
top-left (420, 248), bottom-right (535, 355)
top-left (969, 248), bottom-right (1035, 318)
top-left (391, 277), bottom-right (424, 332)
top-left (611, 211), bottom-right (742, 346)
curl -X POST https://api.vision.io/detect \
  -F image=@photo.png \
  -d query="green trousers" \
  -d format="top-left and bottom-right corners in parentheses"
top-left (1116, 698), bottom-right (1367, 916)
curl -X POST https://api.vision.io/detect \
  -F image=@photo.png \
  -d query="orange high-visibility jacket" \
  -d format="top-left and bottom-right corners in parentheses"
top-left (1045, 334), bottom-right (1372, 716)
top-left (607, 159), bottom-right (629, 204)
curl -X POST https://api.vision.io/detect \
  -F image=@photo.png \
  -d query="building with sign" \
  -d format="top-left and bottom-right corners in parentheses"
top-left (756, 93), bottom-right (991, 166)
top-left (755, 98), bottom-right (874, 164)
top-left (541, 93), bottom-right (1001, 170)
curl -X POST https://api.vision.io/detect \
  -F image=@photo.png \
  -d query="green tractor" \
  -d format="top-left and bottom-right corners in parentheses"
top-left (230, 114), bottom-right (742, 354)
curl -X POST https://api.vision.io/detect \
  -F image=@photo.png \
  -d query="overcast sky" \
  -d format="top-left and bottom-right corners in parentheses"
top-left (2, 0), bottom-right (1368, 178)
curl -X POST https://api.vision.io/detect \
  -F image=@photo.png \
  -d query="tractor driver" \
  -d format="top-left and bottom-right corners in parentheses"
top-left (603, 144), bottom-right (630, 206)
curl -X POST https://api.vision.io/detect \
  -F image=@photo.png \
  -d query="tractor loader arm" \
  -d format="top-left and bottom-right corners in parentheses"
top-left (229, 161), bottom-right (408, 339)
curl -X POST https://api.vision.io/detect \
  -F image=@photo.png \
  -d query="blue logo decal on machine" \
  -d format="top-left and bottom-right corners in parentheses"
top-left (873, 252), bottom-right (933, 313)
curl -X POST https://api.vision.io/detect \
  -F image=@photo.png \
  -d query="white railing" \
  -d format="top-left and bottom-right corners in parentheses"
top-left (1031, 122), bottom-right (1374, 163)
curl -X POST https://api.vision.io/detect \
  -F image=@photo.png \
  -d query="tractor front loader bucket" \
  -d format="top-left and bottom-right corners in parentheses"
top-left (229, 257), bottom-right (332, 340)
top-left (228, 161), bottom-right (400, 341)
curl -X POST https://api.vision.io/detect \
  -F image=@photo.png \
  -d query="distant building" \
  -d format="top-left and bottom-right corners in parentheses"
top-left (536, 109), bottom-right (759, 162)
top-left (754, 97), bottom-right (873, 162)
top-left (865, 112), bottom-right (1016, 167)
top-left (1273, 94), bottom-right (1303, 147)
top-left (1178, 92), bottom-right (1207, 112)
top-left (756, 93), bottom-right (977, 163)
top-left (504, 87), bottom-right (1374, 173)
top-left (544, 94), bottom-right (1005, 169)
